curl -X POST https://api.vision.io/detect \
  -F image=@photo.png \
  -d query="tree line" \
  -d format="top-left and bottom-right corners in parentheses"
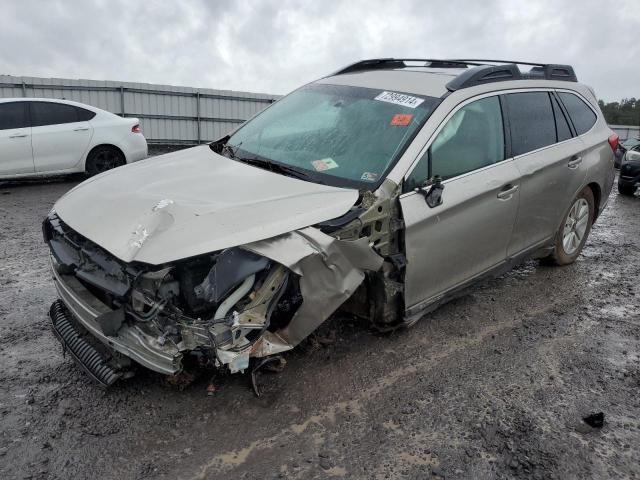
top-left (598, 98), bottom-right (640, 126)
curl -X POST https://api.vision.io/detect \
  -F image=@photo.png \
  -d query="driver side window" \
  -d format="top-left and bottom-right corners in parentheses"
top-left (405, 96), bottom-right (505, 191)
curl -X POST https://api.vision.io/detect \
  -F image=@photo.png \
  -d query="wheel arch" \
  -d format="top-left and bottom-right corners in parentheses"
top-left (586, 182), bottom-right (602, 220)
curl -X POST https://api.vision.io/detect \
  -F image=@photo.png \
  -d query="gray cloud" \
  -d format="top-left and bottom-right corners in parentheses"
top-left (1, 0), bottom-right (638, 101)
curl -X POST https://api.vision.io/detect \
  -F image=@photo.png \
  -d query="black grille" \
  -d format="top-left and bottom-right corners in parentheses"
top-left (49, 300), bottom-right (121, 387)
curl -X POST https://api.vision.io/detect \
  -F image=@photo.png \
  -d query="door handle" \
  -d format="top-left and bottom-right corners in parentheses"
top-left (9, 133), bottom-right (28, 138)
top-left (568, 156), bottom-right (582, 168)
top-left (497, 184), bottom-right (519, 199)
top-left (73, 127), bottom-right (89, 131)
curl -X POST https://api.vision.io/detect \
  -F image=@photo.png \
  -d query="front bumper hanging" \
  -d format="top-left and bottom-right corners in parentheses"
top-left (49, 300), bottom-right (121, 387)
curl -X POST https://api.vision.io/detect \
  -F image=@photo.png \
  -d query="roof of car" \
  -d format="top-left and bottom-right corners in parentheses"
top-left (319, 58), bottom-right (580, 99)
top-left (0, 97), bottom-right (91, 106)
top-left (318, 69), bottom-right (460, 98)
top-left (0, 97), bottom-right (106, 113)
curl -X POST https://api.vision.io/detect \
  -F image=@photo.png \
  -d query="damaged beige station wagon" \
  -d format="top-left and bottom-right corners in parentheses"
top-left (44, 58), bottom-right (616, 388)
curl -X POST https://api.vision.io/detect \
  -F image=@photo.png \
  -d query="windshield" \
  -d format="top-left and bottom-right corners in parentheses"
top-left (622, 138), bottom-right (640, 148)
top-left (225, 83), bottom-right (440, 189)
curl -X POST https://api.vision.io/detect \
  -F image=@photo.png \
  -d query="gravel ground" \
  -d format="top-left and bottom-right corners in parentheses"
top-left (0, 171), bottom-right (639, 480)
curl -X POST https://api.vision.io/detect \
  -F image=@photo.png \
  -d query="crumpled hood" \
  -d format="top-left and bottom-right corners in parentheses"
top-left (54, 146), bottom-right (358, 265)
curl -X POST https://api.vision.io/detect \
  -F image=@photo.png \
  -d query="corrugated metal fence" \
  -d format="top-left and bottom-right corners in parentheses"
top-left (0, 74), bottom-right (279, 144)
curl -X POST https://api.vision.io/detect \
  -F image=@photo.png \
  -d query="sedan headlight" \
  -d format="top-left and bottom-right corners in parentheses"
top-left (626, 150), bottom-right (640, 162)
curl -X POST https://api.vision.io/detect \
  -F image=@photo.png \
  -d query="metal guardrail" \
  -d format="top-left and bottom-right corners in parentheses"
top-left (610, 125), bottom-right (640, 141)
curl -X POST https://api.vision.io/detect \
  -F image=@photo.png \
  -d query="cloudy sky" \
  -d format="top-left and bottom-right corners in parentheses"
top-left (1, 0), bottom-right (638, 101)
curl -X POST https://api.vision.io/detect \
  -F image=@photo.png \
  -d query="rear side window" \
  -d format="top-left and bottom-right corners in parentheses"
top-left (31, 102), bottom-right (80, 127)
top-left (76, 107), bottom-right (96, 121)
top-left (551, 95), bottom-right (572, 142)
top-left (557, 92), bottom-right (597, 135)
top-left (504, 92), bottom-right (556, 156)
top-left (0, 102), bottom-right (29, 130)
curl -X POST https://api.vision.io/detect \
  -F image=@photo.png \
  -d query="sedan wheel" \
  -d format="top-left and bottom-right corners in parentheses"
top-left (86, 147), bottom-right (125, 176)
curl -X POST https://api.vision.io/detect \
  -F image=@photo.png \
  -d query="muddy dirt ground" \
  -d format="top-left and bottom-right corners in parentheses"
top-left (0, 173), bottom-right (639, 480)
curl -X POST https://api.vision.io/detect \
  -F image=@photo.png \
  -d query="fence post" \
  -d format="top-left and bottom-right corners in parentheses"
top-left (120, 86), bottom-right (125, 117)
top-left (21, 81), bottom-right (26, 97)
top-left (196, 92), bottom-right (201, 144)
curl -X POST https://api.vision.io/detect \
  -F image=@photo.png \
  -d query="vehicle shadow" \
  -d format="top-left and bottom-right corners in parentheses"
top-left (0, 173), bottom-right (86, 190)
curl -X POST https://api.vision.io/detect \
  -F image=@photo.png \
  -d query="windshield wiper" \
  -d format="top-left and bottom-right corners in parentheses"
top-left (213, 139), bottom-right (318, 182)
top-left (236, 156), bottom-right (317, 182)
top-left (222, 143), bottom-right (238, 159)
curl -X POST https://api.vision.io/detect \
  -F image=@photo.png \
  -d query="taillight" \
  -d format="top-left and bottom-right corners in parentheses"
top-left (132, 124), bottom-right (141, 134)
top-left (608, 133), bottom-right (619, 152)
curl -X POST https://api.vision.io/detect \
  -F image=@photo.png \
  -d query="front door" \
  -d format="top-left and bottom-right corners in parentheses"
top-left (0, 101), bottom-right (34, 176)
top-left (400, 95), bottom-right (520, 312)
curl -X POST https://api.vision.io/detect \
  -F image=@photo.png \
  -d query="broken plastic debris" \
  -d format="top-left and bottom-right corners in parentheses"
top-left (206, 383), bottom-right (217, 396)
top-left (583, 412), bottom-right (604, 428)
top-left (250, 355), bottom-right (286, 397)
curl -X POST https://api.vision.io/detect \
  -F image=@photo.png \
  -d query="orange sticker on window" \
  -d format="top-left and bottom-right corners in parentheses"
top-left (390, 114), bottom-right (413, 126)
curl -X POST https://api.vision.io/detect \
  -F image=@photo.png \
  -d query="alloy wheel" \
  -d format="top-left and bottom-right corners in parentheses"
top-left (94, 150), bottom-right (120, 173)
top-left (562, 198), bottom-right (589, 255)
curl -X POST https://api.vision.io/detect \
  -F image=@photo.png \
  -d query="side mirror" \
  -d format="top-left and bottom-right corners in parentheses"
top-left (415, 176), bottom-right (444, 208)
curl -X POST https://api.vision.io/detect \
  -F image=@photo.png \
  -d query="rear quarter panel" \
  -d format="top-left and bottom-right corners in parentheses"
top-left (89, 114), bottom-right (148, 164)
top-left (571, 88), bottom-right (615, 216)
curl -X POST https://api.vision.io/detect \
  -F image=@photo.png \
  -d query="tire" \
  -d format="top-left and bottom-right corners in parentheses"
top-left (618, 183), bottom-right (636, 196)
top-left (85, 146), bottom-right (125, 176)
top-left (546, 187), bottom-right (595, 266)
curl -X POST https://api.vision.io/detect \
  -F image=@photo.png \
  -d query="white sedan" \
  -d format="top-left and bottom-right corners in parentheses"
top-left (0, 98), bottom-right (148, 179)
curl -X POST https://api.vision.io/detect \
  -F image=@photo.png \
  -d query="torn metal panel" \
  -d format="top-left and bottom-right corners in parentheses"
top-left (244, 227), bottom-right (383, 345)
top-left (250, 331), bottom-right (293, 357)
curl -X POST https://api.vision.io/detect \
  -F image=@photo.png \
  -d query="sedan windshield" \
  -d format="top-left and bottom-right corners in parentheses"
top-left (225, 83), bottom-right (439, 189)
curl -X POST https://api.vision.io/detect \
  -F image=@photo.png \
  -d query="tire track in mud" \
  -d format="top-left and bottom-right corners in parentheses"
top-left (190, 320), bottom-right (516, 479)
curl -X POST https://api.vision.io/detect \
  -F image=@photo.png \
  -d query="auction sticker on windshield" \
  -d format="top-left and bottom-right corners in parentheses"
top-left (390, 113), bottom-right (413, 126)
top-left (375, 91), bottom-right (425, 108)
top-left (311, 158), bottom-right (339, 171)
top-left (360, 171), bottom-right (378, 182)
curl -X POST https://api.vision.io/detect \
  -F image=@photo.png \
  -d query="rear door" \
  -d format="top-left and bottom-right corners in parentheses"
top-left (504, 91), bottom-right (587, 257)
top-left (30, 102), bottom-right (93, 172)
top-left (400, 94), bottom-right (521, 312)
top-left (0, 101), bottom-right (34, 175)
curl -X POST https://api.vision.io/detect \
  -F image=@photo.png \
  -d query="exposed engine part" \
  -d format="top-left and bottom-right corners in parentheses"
top-left (207, 265), bottom-right (290, 373)
top-left (195, 248), bottom-right (269, 304)
top-left (214, 274), bottom-right (255, 320)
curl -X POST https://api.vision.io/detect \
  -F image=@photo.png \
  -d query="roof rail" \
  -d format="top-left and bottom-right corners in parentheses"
top-left (445, 64), bottom-right (521, 91)
top-left (331, 57), bottom-right (578, 91)
top-left (333, 58), bottom-right (472, 75)
top-left (449, 59), bottom-right (577, 81)
top-left (449, 58), bottom-right (548, 67)
top-left (445, 62), bottom-right (577, 91)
